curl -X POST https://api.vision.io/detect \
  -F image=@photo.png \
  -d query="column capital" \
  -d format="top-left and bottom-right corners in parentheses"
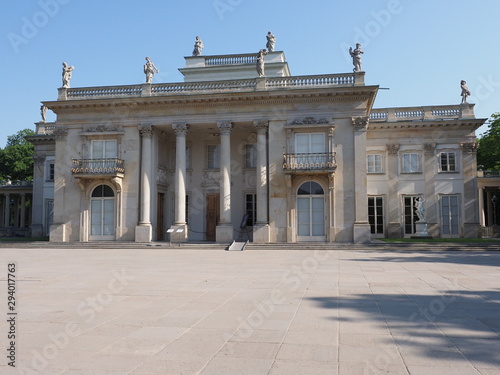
top-left (172, 123), bottom-right (189, 136)
top-left (351, 116), bottom-right (369, 132)
top-left (139, 125), bottom-right (154, 138)
top-left (424, 143), bottom-right (436, 155)
top-left (53, 127), bottom-right (68, 140)
top-left (461, 141), bottom-right (479, 154)
top-left (33, 155), bottom-right (46, 166)
top-left (386, 144), bottom-right (400, 155)
top-left (217, 121), bottom-right (233, 135)
top-left (253, 120), bottom-right (269, 135)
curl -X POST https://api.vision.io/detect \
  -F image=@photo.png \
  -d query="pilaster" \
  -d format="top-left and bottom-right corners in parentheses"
top-left (461, 141), bottom-right (480, 238)
top-left (423, 143), bottom-right (438, 237)
top-left (386, 143), bottom-right (401, 237)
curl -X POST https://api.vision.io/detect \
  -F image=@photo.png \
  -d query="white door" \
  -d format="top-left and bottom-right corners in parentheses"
top-left (89, 185), bottom-right (115, 241)
top-left (297, 181), bottom-right (325, 241)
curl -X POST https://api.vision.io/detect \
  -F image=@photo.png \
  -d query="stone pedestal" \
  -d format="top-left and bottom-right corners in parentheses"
top-left (135, 224), bottom-right (152, 243)
top-left (353, 223), bottom-right (371, 243)
top-left (216, 224), bottom-right (234, 243)
top-left (253, 224), bottom-right (270, 243)
top-left (412, 221), bottom-right (432, 238)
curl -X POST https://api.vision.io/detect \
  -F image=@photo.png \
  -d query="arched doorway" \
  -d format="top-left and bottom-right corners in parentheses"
top-left (90, 184), bottom-right (115, 240)
top-left (297, 181), bottom-right (325, 241)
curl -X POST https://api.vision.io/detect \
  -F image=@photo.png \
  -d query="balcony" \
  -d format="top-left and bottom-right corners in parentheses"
top-left (71, 158), bottom-right (125, 179)
top-left (283, 152), bottom-right (336, 173)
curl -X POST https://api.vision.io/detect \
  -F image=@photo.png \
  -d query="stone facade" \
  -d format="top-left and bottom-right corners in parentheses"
top-left (29, 50), bottom-right (487, 243)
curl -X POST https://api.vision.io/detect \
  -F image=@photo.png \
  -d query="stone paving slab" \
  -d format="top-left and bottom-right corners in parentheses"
top-left (0, 247), bottom-right (499, 374)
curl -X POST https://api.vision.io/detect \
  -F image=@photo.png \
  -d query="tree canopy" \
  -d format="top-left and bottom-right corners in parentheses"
top-left (477, 113), bottom-right (500, 171)
top-left (0, 128), bottom-right (35, 181)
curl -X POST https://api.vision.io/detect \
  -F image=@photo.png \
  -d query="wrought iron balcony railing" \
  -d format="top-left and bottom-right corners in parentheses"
top-left (283, 152), bottom-right (336, 171)
top-left (71, 158), bottom-right (125, 175)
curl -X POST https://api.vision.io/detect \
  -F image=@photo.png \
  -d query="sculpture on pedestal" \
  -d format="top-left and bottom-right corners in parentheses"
top-left (144, 57), bottom-right (159, 83)
top-left (192, 36), bottom-right (204, 56)
top-left (40, 105), bottom-right (47, 122)
top-left (461, 80), bottom-right (471, 104)
top-left (415, 196), bottom-right (426, 222)
top-left (266, 31), bottom-right (276, 52)
top-left (349, 43), bottom-right (364, 72)
top-left (62, 62), bottom-right (74, 88)
top-left (256, 49), bottom-right (267, 77)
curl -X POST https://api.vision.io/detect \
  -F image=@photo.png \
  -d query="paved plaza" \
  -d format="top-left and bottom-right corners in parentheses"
top-left (0, 245), bottom-right (499, 374)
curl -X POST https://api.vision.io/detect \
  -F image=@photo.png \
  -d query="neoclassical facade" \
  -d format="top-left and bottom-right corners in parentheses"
top-left (28, 50), bottom-right (487, 243)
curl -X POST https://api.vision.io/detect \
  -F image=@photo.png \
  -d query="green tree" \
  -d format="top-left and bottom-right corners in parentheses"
top-left (0, 128), bottom-right (35, 181)
top-left (477, 113), bottom-right (500, 171)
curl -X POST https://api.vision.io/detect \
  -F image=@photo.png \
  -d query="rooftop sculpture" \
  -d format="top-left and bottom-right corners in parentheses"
top-left (62, 62), bottom-right (74, 88)
top-left (144, 57), bottom-right (159, 83)
top-left (256, 49), bottom-right (268, 77)
top-left (349, 43), bottom-right (364, 72)
top-left (461, 80), bottom-right (471, 104)
top-left (266, 31), bottom-right (276, 52)
top-left (192, 36), bottom-right (204, 56)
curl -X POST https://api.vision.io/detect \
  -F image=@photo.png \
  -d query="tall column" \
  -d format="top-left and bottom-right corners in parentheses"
top-left (216, 121), bottom-right (234, 242)
top-left (4, 194), bottom-right (10, 227)
top-left (253, 120), bottom-right (270, 243)
top-left (423, 143), bottom-right (437, 236)
top-left (135, 125), bottom-right (153, 242)
top-left (31, 155), bottom-right (45, 236)
top-left (170, 123), bottom-right (189, 242)
top-left (461, 141), bottom-right (480, 238)
top-left (386, 144), bottom-right (401, 237)
top-left (352, 117), bottom-right (371, 243)
top-left (20, 193), bottom-right (26, 228)
top-left (478, 187), bottom-right (485, 227)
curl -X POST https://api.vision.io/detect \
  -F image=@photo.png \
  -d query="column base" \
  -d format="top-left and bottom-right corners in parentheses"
top-left (286, 226), bottom-right (296, 243)
top-left (216, 224), bottom-right (234, 243)
top-left (135, 223), bottom-right (152, 243)
top-left (353, 222), bottom-right (371, 244)
top-left (253, 224), bottom-right (270, 244)
top-left (463, 223), bottom-right (481, 239)
top-left (50, 223), bottom-right (67, 242)
top-left (169, 224), bottom-right (188, 243)
top-left (387, 222), bottom-right (402, 238)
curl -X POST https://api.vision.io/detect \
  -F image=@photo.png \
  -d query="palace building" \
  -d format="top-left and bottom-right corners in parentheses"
top-left (26, 48), bottom-right (489, 243)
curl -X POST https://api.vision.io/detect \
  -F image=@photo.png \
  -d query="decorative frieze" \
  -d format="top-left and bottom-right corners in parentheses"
top-left (85, 125), bottom-right (123, 133)
top-left (217, 121), bottom-right (233, 135)
top-left (460, 141), bottom-right (478, 154)
top-left (351, 116), bottom-right (369, 132)
top-left (288, 117), bottom-right (329, 125)
top-left (386, 144), bottom-right (400, 155)
top-left (138, 125), bottom-right (153, 138)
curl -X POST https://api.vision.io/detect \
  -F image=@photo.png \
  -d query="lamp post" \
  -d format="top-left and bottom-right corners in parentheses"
top-left (492, 195), bottom-right (498, 226)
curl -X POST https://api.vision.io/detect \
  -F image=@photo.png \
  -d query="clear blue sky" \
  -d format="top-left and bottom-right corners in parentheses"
top-left (1, 0), bottom-right (499, 146)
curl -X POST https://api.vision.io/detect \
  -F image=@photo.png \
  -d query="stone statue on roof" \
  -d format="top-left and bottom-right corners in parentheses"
top-left (349, 43), bottom-right (364, 72)
top-left (266, 31), bottom-right (276, 52)
top-left (62, 62), bottom-right (74, 88)
top-left (193, 36), bottom-right (204, 56)
top-left (144, 57), bottom-right (159, 83)
top-left (460, 80), bottom-right (471, 104)
top-left (40, 105), bottom-right (47, 122)
top-left (256, 49), bottom-right (268, 77)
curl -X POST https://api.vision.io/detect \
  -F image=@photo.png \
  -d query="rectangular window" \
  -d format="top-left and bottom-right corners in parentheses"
top-left (404, 196), bottom-right (420, 235)
top-left (207, 145), bottom-right (220, 169)
top-left (47, 163), bottom-right (55, 181)
top-left (439, 152), bottom-right (456, 172)
top-left (368, 197), bottom-right (384, 235)
top-left (92, 140), bottom-right (117, 159)
top-left (367, 154), bottom-right (383, 173)
top-left (245, 193), bottom-right (257, 227)
top-left (402, 153), bottom-right (419, 173)
top-left (441, 195), bottom-right (459, 237)
top-left (245, 144), bottom-right (257, 168)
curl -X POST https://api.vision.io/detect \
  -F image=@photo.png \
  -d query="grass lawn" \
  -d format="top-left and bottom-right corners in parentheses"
top-left (379, 238), bottom-right (500, 243)
top-left (0, 237), bottom-right (49, 242)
